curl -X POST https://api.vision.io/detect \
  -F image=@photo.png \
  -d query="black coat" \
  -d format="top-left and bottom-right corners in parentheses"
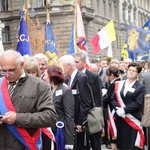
top-left (85, 70), bottom-right (103, 107)
top-left (70, 71), bottom-right (92, 125)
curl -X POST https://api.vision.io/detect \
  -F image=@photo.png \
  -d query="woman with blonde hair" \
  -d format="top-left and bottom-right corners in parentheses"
top-left (24, 57), bottom-right (41, 78)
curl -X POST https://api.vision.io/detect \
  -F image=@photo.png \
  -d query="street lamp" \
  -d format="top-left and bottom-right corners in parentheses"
top-left (29, 0), bottom-right (35, 18)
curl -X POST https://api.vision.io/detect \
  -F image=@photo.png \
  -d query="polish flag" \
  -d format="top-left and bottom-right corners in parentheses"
top-left (90, 20), bottom-right (116, 54)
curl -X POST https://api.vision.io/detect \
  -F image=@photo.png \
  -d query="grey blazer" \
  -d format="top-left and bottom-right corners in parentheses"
top-left (53, 83), bottom-right (75, 145)
top-left (141, 72), bottom-right (150, 94)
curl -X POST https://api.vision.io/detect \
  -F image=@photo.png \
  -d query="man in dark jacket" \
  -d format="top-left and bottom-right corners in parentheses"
top-left (58, 54), bottom-right (93, 150)
top-left (0, 50), bottom-right (57, 149)
top-left (73, 52), bottom-right (103, 150)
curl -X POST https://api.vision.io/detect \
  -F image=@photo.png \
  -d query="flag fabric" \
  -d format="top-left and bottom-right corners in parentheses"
top-left (126, 24), bottom-right (150, 54)
top-left (55, 121), bottom-right (65, 150)
top-left (142, 19), bottom-right (150, 30)
top-left (76, 3), bottom-right (87, 51)
top-left (107, 44), bottom-right (113, 58)
top-left (120, 19), bottom-right (150, 61)
top-left (139, 18), bottom-right (150, 60)
top-left (120, 43), bottom-right (128, 61)
top-left (68, 23), bottom-right (75, 54)
top-left (44, 22), bottom-right (58, 66)
top-left (90, 20), bottom-right (116, 54)
top-left (16, 10), bottom-right (32, 56)
top-left (120, 41), bottom-right (136, 61)
top-left (68, 3), bottom-right (90, 69)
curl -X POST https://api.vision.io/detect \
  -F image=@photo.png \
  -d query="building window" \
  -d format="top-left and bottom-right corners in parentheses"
top-left (108, 0), bottom-right (112, 18)
top-left (97, 0), bottom-right (100, 15)
top-left (103, 0), bottom-right (106, 16)
top-left (34, 0), bottom-right (45, 8)
top-left (2, 26), bottom-right (10, 42)
top-left (0, 0), bottom-right (8, 11)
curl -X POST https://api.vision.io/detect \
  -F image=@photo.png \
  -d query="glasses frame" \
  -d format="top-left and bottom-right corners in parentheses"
top-left (0, 65), bottom-right (20, 76)
top-left (127, 69), bottom-right (138, 73)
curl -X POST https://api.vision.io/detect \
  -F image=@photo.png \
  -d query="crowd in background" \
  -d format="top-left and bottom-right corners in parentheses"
top-left (0, 49), bottom-right (150, 150)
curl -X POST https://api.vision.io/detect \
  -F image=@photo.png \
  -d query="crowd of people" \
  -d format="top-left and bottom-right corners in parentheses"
top-left (0, 49), bottom-right (150, 150)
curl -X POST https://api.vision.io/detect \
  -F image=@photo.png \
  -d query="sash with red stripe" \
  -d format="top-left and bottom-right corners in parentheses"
top-left (115, 81), bottom-right (145, 148)
top-left (42, 127), bottom-right (57, 150)
top-left (0, 77), bottom-right (41, 150)
top-left (107, 106), bottom-right (117, 139)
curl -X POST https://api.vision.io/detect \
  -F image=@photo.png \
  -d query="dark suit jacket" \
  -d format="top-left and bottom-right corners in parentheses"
top-left (98, 68), bottom-right (107, 88)
top-left (71, 71), bottom-right (92, 125)
top-left (111, 80), bottom-right (145, 120)
top-left (53, 83), bottom-right (74, 145)
top-left (85, 69), bottom-right (102, 107)
top-left (103, 78), bottom-right (120, 108)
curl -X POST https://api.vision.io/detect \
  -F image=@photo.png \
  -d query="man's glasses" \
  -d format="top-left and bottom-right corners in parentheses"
top-left (0, 66), bottom-right (19, 75)
top-left (127, 69), bottom-right (138, 73)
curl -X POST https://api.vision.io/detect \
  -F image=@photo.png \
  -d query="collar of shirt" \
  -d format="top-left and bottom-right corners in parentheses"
top-left (70, 69), bottom-right (78, 87)
top-left (110, 77), bottom-right (120, 84)
top-left (98, 68), bottom-right (102, 74)
top-left (81, 68), bottom-right (86, 73)
top-left (8, 70), bottom-right (26, 88)
top-left (124, 79), bottom-right (136, 96)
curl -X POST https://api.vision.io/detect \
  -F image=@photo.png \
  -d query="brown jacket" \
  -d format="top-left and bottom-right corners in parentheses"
top-left (0, 74), bottom-right (57, 150)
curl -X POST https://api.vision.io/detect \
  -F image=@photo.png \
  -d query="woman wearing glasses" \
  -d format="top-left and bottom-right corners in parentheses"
top-left (111, 62), bottom-right (145, 150)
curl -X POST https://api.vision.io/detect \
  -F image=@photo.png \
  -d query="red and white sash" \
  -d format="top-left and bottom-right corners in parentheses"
top-left (115, 81), bottom-right (145, 148)
top-left (107, 106), bottom-right (117, 139)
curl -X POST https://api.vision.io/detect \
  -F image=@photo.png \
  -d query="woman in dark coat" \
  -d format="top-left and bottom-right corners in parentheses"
top-left (103, 66), bottom-right (120, 150)
top-left (111, 62), bottom-right (145, 150)
top-left (43, 65), bottom-right (75, 150)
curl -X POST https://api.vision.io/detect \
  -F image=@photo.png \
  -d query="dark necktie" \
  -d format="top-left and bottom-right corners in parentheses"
top-left (8, 82), bottom-right (16, 98)
top-left (67, 76), bottom-right (71, 89)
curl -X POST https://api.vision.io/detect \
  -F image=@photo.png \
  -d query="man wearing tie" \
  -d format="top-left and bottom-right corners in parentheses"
top-left (58, 55), bottom-right (93, 150)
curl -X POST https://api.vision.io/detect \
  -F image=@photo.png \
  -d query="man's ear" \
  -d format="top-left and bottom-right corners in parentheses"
top-left (20, 61), bottom-right (24, 68)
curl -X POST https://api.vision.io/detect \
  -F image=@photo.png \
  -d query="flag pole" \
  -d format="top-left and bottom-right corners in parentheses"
top-left (45, 0), bottom-right (50, 23)
top-left (74, 4), bottom-right (77, 53)
top-left (78, 0), bottom-right (81, 8)
top-left (24, 0), bottom-right (29, 29)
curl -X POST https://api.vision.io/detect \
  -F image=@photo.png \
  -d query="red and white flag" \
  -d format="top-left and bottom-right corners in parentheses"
top-left (90, 20), bottom-right (116, 54)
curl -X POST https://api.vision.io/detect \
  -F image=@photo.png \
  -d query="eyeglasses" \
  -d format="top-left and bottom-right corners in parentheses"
top-left (128, 69), bottom-right (138, 73)
top-left (0, 66), bottom-right (19, 75)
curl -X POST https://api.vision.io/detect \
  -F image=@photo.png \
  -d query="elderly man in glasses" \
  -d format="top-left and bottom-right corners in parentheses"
top-left (0, 50), bottom-right (57, 150)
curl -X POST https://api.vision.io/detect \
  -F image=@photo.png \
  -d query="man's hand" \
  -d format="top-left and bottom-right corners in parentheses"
top-left (1, 111), bottom-right (16, 125)
top-left (76, 125), bottom-right (84, 132)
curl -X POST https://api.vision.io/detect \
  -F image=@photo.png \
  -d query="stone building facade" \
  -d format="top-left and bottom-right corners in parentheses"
top-left (0, 0), bottom-right (150, 60)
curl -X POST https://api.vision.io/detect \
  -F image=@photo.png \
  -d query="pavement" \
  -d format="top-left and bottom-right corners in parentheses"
top-left (101, 144), bottom-right (110, 150)
top-left (90, 144), bottom-right (110, 150)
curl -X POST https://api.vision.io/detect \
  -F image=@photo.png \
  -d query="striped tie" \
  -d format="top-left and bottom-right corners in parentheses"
top-left (8, 82), bottom-right (16, 98)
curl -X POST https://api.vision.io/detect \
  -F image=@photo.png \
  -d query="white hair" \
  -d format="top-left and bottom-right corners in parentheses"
top-left (33, 53), bottom-right (48, 65)
top-left (0, 49), bottom-right (24, 66)
top-left (58, 55), bottom-right (76, 69)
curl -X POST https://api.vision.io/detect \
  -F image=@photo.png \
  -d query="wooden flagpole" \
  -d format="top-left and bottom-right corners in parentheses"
top-left (24, 0), bottom-right (29, 29)
top-left (74, 3), bottom-right (77, 53)
top-left (78, 0), bottom-right (81, 8)
top-left (45, 0), bottom-right (50, 23)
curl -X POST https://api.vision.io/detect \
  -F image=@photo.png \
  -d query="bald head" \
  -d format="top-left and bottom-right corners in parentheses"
top-left (0, 50), bottom-right (24, 82)
top-left (89, 63), bottom-right (99, 73)
top-left (0, 50), bottom-right (23, 66)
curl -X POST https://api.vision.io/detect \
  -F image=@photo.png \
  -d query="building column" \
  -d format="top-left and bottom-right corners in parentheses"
top-left (8, 0), bottom-right (12, 10)
top-left (125, 3), bottom-right (128, 23)
top-left (0, 20), bottom-right (5, 55)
